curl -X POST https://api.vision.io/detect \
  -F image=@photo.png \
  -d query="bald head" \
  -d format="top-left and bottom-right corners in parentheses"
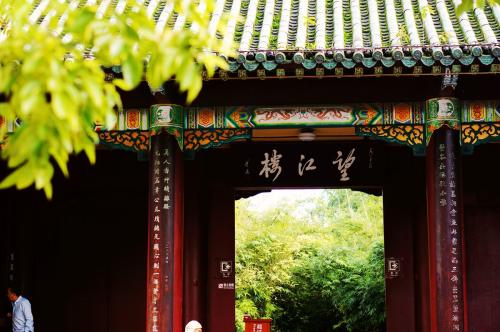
top-left (185, 320), bottom-right (202, 332)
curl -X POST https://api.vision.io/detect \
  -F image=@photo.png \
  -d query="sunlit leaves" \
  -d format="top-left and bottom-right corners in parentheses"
top-left (455, 0), bottom-right (500, 14)
top-left (235, 190), bottom-right (385, 332)
top-left (0, 1), bottom-right (234, 197)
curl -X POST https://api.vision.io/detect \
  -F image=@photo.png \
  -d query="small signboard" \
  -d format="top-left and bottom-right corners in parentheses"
top-left (216, 258), bottom-right (234, 278)
top-left (217, 282), bottom-right (235, 290)
top-left (220, 260), bottom-right (233, 278)
top-left (386, 257), bottom-right (402, 279)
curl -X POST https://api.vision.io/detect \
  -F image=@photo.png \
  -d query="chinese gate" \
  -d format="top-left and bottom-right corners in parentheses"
top-left (2, 76), bottom-right (500, 332)
top-left (5, 0), bottom-right (500, 330)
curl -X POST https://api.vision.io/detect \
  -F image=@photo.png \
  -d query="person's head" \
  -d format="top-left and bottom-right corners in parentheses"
top-left (185, 320), bottom-right (202, 332)
top-left (6, 286), bottom-right (21, 302)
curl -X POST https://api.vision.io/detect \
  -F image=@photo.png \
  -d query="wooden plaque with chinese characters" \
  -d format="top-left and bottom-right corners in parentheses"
top-left (233, 142), bottom-right (383, 188)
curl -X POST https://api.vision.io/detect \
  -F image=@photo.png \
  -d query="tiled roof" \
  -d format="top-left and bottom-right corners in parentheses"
top-left (30, 0), bottom-right (500, 72)
top-left (162, 0), bottom-right (499, 58)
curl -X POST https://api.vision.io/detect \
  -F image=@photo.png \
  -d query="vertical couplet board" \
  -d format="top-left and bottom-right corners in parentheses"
top-left (147, 131), bottom-right (175, 332)
top-left (427, 128), bottom-right (465, 332)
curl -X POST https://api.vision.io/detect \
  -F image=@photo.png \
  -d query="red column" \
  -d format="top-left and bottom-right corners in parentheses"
top-left (183, 159), bottom-right (206, 327)
top-left (173, 146), bottom-right (184, 332)
top-left (206, 180), bottom-right (235, 332)
top-left (426, 127), bottom-right (466, 332)
top-left (146, 131), bottom-right (182, 332)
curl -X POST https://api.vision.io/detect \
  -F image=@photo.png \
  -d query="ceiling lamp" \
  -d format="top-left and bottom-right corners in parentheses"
top-left (298, 128), bottom-right (316, 141)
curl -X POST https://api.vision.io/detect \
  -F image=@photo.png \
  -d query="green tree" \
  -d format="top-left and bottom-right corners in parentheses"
top-left (235, 189), bottom-right (386, 332)
top-left (456, 0), bottom-right (500, 14)
top-left (273, 243), bottom-right (385, 332)
top-left (0, 1), bottom-right (233, 197)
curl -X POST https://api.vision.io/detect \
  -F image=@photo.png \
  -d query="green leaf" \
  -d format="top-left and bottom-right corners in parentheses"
top-left (0, 0), bottom-right (235, 198)
top-left (121, 55), bottom-right (143, 90)
top-left (83, 79), bottom-right (104, 108)
top-left (83, 141), bottom-right (96, 164)
top-left (69, 9), bottom-right (95, 35)
top-left (456, 0), bottom-right (474, 14)
top-left (51, 92), bottom-right (72, 119)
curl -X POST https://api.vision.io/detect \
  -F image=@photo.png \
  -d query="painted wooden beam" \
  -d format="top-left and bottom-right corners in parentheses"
top-left (3, 101), bottom-right (500, 154)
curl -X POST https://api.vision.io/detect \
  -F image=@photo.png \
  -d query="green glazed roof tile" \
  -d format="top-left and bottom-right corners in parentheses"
top-left (29, 0), bottom-right (500, 72)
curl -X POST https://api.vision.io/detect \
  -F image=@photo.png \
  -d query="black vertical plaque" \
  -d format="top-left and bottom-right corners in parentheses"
top-left (147, 131), bottom-right (175, 332)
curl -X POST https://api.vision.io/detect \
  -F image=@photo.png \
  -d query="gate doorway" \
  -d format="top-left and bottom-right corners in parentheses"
top-left (184, 140), bottom-right (426, 332)
top-left (235, 189), bottom-right (386, 332)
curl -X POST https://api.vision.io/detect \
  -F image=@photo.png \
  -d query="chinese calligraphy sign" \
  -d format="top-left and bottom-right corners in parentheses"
top-left (259, 149), bottom-right (283, 182)
top-left (236, 142), bottom-right (381, 188)
top-left (332, 148), bottom-right (356, 182)
top-left (147, 132), bottom-right (175, 332)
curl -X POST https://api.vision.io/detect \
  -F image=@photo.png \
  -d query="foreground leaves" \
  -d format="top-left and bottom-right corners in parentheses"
top-left (0, 1), bottom-right (233, 197)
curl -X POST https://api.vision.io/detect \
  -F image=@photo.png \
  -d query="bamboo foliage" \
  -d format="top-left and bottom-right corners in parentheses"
top-left (235, 189), bottom-right (385, 332)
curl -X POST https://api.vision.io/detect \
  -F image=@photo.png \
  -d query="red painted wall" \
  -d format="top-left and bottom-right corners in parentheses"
top-left (0, 151), bottom-right (148, 332)
top-left (2, 142), bottom-right (499, 332)
top-left (383, 147), bottom-right (425, 332)
top-left (183, 158), bottom-right (207, 328)
top-left (206, 174), bottom-right (236, 332)
top-left (463, 144), bottom-right (500, 332)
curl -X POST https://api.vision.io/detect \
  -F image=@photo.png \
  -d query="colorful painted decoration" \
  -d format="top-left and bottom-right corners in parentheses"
top-left (185, 104), bottom-right (423, 130)
top-left (3, 101), bottom-right (500, 154)
top-left (183, 129), bottom-right (251, 151)
top-left (126, 110), bottom-right (142, 130)
top-left (356, 125), bottom-right (425, 155)
top-left (248, 107), bottom-right (381, 127)
top-left (98, 131), bottom-right (149, 152)
top-left (150, 105), bottom-right (183, 130)
top-left (461, 124), bottom-right (500, 151)
top-left (425, 98), bottom-right (461, 145)
top-left (462, 101), bottom-right (500, 123)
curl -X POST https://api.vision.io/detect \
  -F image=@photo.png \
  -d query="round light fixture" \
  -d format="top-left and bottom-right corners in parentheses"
top-left (298, 128), bottom-right (316, 141)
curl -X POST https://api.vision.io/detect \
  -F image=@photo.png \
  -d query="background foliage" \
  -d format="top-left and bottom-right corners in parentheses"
top-left (235, 189), bottom-right (385, 332)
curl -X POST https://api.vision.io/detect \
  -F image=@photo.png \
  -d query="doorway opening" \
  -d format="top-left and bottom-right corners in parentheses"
top-left (235, 189), bottom-right (386, 332)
